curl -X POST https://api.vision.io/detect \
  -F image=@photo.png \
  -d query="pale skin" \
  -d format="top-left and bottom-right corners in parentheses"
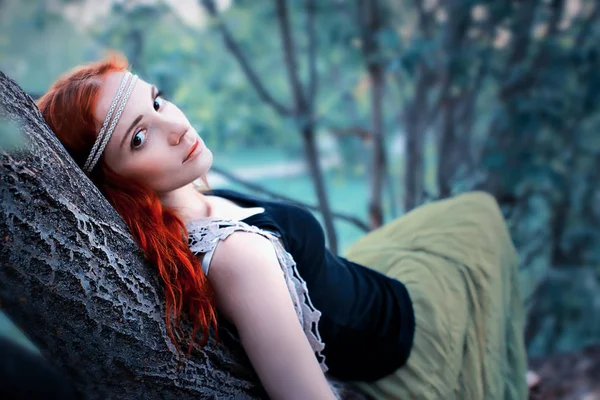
top-left (95, 71), bottom-right (337, 400)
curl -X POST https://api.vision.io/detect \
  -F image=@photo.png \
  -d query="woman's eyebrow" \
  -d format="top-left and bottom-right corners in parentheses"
top-left (120, 115), bottom-right (143, 149)
top-left (119, 86), bottom-right (157, 149)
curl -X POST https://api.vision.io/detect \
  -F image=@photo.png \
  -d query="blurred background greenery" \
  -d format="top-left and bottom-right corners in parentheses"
top-left (1, 0), bottom-right (600, 377)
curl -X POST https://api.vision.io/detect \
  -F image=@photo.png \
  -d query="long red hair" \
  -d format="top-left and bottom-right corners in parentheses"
top-left (37, 54), bottom-right (218, 354)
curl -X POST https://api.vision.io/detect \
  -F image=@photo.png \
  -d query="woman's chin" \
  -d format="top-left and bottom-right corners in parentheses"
top-left (191, 152), bottom-right (213, 181)
top-left (197, 150), bottom-right (213, 172)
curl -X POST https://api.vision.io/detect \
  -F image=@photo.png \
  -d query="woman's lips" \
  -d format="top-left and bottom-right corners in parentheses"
top-left (183, 138), bottom-right (202, 163)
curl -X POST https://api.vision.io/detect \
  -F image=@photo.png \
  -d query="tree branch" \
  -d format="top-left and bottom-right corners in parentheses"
top-left (574, 2), bottom-right (600, 49)
top-left (203, 0), bottom-right (338, 252)
top-left (499, 0), bottom-right (543, 100)
top-left (274, 0), bottom-right (307, 115)
top-left (272, 0), bottom-right (338, 252)
top-left (457, 51), bottom-right (491, 169)
top-left (502, 0), bottom-right (565, 102)
top-left (328, 126), bottom-right (372, 141)
top-left (507, 0), bottom-right (540, 66)
top-left (530, 0), bottom-right (565, 70)
top-left (200, 0), bottom-right (292, 116)
top-left (412, 0), bottom-right (434, 39)
top-left (209, 165), bottom-right (370, 232)
top-left (306, 0), bottom-right (317, 106)
top-left (431, 0), bottom-right (472, 120)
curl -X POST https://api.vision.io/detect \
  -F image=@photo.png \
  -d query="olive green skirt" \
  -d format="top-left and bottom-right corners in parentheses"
top-left (344, 192), bottom-right (528, 400)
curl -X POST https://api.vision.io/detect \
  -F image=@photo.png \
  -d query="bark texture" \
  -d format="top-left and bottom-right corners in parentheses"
top-left (0, 71), bottom-right (266, 399)
top-left (0, 71), bottom-right (366, 399)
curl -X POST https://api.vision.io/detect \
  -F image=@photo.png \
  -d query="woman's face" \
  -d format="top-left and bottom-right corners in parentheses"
top-left (94, 71), bottom-right (212, 194)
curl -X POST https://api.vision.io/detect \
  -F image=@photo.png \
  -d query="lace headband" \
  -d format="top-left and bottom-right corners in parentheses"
top-left (83, 72), bottom-right (139, 174)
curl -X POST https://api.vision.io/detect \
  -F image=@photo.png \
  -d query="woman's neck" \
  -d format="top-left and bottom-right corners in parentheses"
top-left (158, 183), bottom-right (212, 223)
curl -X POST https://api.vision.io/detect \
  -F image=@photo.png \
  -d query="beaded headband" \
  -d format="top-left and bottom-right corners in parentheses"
top-left (83, 72), bottom-right (139, 174)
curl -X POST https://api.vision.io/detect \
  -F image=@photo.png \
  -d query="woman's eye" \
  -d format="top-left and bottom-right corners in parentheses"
top-left (153, 96), bottom-right (164, 111)
top-left (132, 130), bottom-right (146, 149)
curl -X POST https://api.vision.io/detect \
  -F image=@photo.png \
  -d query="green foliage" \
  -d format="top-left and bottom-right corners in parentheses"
top-left (0, 0), bottom-right (99, 93)
top-left (374, 0), bottom-right (600, 355)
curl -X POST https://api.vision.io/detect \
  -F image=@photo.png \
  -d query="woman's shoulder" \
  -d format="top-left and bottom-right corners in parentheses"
top-left (187, 218), bottom-right (275, 250)
top-left (187, 216), bottom-right (283, 274)
top-left (204, 227), bottom-right (284, 295)
top-left (211, 229), bottom-right (276, 266)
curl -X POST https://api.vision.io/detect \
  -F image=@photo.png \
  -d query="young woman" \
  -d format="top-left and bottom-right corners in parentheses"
top-left (37, 55), bottom-right (528, 400)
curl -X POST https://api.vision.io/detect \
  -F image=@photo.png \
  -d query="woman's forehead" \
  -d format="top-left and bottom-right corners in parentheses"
top-left (94, 71), bottom-right (147, 126)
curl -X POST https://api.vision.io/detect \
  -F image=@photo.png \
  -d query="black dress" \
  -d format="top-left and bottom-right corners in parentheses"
top-left (204, 189), bottom-right (415, 382)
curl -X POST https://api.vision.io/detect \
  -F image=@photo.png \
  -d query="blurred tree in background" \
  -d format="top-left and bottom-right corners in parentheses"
top-left (1, 0), bottom-right (600, 392)
top-left (373, 0), bottom-right (600, 357)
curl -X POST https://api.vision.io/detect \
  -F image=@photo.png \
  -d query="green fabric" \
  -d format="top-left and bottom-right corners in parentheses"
top-left (344, 192), bottom-right (528, 400)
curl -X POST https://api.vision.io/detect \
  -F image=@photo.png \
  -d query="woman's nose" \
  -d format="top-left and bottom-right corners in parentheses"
top-left (161, 116), bottom-right (188, 145)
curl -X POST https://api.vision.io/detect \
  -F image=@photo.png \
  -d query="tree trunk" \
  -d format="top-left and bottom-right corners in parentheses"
top-left (367, 65), bottom-right (385, 228)
top-left (0, 71), bottom-right (364, 399)
top-left (437, 97), bottom-right (457, 199)
top-left (404, 121), bottom-right (424, 211)
top-left (403, 69), bottom-right (427, 211)
top-left (201, 0), bottom-right (339, 253)
top-left (357, 0), bottom-right (386, 228)
top-left (273, 0), bottom-right (338, 254)
top-left (300, 125), bottom-right (339, 253)
top-left (0, 72), bottom-right (264, 399)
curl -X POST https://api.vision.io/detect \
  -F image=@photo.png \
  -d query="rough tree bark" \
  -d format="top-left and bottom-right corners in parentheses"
top-left (0, 72), bottom-right (366, 399)
top-left (0, 71), bottom-right (264, 399)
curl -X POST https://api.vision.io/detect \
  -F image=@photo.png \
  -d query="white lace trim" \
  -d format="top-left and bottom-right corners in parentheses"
top-left (186, 218), bottom-right (329, 374)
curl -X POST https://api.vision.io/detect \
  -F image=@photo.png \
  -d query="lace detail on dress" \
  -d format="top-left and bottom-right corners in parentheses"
top-left (186, 218), bottom-right (330, 375)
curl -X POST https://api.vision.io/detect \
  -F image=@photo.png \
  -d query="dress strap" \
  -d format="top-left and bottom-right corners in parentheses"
top-left (187, 218), bottom-right (276, 275)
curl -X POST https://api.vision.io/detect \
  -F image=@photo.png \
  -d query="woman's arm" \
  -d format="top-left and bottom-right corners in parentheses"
top-left (208, 231), bottom-right (336, 400)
